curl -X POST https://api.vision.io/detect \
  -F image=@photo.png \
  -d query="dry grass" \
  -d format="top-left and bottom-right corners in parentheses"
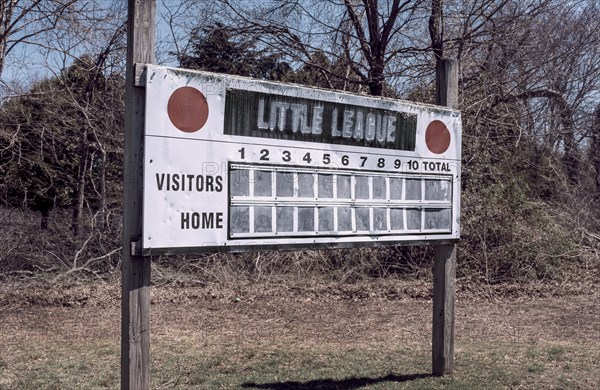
top-left (0, 282), bottom-right (598, 389)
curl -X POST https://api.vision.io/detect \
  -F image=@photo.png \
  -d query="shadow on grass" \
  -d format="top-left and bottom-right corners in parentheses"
top-left (242, 373), bottom-right (431, 389)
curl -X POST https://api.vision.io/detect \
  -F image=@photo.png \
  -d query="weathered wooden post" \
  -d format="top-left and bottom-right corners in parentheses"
top-left (432, 58), bottom-right (458, 376)
top-left (121, 0), bottom-right (155, 388)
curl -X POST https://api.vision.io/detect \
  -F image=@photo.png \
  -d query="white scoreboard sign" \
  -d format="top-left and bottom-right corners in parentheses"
top-left (141, 65), bottom-right (461, 255)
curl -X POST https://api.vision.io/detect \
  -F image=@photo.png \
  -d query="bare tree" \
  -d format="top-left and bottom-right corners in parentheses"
top-left (444, 0), bottom-right (600, 185)
top-left (69, 19), bottom-right (126, 236)
top-left (429, 0), bottom-right (444, 63)
top-left (157, 0), bottom-right (226, 65)
top-left (0, 0), bottom-right (80, 79)
top-left (0, 0), bottom-right (127, 235)
top-left (220, 0), bottom-right (428, 96)
top-left (592, 104), bottom-right (600, 194)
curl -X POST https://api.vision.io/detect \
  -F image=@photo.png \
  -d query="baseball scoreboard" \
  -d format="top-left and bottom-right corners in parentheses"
top-left (141, 65), bottom-right (461, 255)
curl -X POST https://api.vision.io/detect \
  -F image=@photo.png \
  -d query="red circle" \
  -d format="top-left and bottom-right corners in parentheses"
top-left (167, 87), bottom-right (209, 132)
top-left (425, 120), bottom-right (451, 154)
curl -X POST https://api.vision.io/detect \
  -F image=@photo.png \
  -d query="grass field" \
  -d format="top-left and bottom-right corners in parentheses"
top-left (0, 282), bottom-right (598, 389)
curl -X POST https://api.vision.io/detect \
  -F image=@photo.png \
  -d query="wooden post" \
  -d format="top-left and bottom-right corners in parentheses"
top-left (432, 58), bottom-right (458, 376)
top-left (121, 0), bottom-right (155, 389)
top-left (435, 59), bottom-right (458, 109)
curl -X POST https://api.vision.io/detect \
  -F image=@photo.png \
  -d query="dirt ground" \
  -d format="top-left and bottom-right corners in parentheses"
top-left (1, 280), bottom-right (598, 348)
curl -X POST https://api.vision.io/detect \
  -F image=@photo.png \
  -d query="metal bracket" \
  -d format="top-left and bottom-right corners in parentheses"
top-left (131, 240), bottom-right (143, 256)
top-left (134, 63), bottom-right (147, 87)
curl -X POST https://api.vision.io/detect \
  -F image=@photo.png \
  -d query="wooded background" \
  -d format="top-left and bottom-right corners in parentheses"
top-left (1, 0), bottom-right (598, 285)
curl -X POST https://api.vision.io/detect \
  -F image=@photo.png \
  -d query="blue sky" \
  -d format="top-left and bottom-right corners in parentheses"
top-left (0, 0), bottom-right (205, 97)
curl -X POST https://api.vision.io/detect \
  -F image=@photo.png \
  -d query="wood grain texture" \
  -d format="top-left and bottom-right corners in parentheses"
top-left (432, 58), bottom-right (458, 377)
top-left (435, 59), bottom-right (459, 109)
top-left (121, 0), bottom-right (155, 389)
top-left (432, 243), bottom-right (456, 376)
